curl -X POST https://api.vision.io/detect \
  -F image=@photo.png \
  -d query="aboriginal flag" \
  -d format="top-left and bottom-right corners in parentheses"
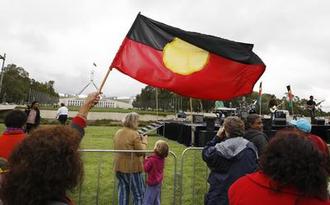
top-left (111, 13), bottom-right (266, 100)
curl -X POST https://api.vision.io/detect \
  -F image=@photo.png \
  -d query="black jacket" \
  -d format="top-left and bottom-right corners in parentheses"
top-left (243, 129), bottom-right (268, 156)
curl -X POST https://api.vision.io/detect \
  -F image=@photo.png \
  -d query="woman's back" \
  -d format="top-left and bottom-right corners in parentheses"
top-left (113, 127), bottom-right (147, 173)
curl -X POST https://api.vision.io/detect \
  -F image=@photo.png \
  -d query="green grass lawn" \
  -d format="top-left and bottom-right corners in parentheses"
top-left (0, 124), bottom-right (209, 205)
top-left (75, 126), bottom-right (209, 205)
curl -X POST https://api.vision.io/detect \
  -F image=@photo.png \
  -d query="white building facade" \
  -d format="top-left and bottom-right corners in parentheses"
top-left (59, 97), bottom-right (133, 109)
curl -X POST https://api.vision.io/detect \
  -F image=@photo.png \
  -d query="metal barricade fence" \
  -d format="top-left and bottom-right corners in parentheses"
top-left (75, 149), bottom-right (177, 205)
top-left (179, 147), bottom-right (209, 205)
top-left (75, 144), bottom-right (330, 204)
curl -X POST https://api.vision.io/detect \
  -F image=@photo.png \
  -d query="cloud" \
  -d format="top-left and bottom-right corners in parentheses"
top-left (0, 0), bottom-right (329, 111)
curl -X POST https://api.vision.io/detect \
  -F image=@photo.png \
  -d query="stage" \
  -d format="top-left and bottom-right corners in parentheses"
top-left (157, 119), bottom-right (330, 147)
top-left (157, 120), bottom-right (219, 147)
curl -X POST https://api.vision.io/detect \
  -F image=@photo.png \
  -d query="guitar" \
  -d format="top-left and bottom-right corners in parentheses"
top-left (269, 101), bottom-right (284, 113)
top-left (307, 100), bottom-right (325, 111)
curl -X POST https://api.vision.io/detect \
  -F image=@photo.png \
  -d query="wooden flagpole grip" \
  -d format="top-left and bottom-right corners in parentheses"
top-left (98, 67), bottom-right (113, 93)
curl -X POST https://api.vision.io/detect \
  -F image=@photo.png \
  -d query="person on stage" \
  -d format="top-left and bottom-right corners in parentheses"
top-left (306, 95), bottom-right (317, 123)
top-left (268, 95), bottom-right (278, 120)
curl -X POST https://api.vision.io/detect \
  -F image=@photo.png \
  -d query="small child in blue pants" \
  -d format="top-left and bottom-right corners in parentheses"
top-left (143, 140), bottom-right (169, 205)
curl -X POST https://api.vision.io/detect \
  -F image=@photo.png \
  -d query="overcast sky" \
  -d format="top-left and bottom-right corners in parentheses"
top-left (1, 0), bottom-right (329, 111)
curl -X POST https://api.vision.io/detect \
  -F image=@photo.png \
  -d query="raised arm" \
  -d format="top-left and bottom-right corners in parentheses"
top-left (71, 92), bottom-right (101, 138)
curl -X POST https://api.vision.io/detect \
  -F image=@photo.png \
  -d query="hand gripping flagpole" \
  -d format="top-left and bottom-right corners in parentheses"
top-left (98, 67), bottom-right (113, 94)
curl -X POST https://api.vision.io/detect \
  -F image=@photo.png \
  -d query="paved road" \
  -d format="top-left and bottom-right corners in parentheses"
top-left (40, 110), bottom-right (175, 121)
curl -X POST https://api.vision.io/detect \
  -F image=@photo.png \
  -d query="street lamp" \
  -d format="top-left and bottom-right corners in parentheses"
top-left (0, 53), bottom-right (6, 101)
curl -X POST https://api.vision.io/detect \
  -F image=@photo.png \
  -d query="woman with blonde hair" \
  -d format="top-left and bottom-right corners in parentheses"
top-left (114, 112), bottom-right (148, 205)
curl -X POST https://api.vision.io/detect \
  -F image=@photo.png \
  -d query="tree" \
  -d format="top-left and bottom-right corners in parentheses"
top-left (133, 86), bottom-right (215, 112)
top-left (0, 64), bottom-right (59, 104)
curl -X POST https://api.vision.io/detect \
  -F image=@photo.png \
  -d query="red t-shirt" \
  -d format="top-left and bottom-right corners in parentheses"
top-left (0, 129), bottom-right (26, 160)
top-left (229, 171), bottom-right (330, 205)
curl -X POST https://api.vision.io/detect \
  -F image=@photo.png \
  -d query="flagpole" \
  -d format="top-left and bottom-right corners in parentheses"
top-left (155, 88), bottom-right (159, 120)
top-left (0, 53), bottom-right (6, 101)
top-left (190, 98), bottom-right (193, 122)
top-left (98, 67), bottom-right (113, 93)
top-left (258, 81), bottom-right (262, 116)
top-left (259, 97), bottom-right (262, 115)
top-left (190, 98), bottom-right (195, 146)
top-left (291, 101), bottom-right (294, 116)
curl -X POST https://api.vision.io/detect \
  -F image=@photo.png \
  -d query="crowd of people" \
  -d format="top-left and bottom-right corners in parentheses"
top-left (0, 92), bottom-right (329, 205)
top-left (0, 92), bottom-right (100, 205)
top-left (203, 116), bottom-right (329, 205)
top-left (0, 94), bottom-right (169, 205)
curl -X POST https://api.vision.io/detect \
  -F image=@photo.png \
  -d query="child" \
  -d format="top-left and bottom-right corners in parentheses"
top-left (143, 140), bottom-right (169, 205)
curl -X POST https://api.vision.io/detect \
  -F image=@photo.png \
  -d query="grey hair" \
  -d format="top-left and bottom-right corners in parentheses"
top-left (223, 116), bottom-right (245, 138)
top-left (122, 112), bottom-right (139, 130)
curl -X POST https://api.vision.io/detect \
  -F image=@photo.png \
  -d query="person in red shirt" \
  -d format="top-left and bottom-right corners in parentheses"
top-left (0, 110), bottom-right (27, 160)
top-left (229, 130), bottom-right (330, 205)
top-left (143, 140), bottom-right (169, 205)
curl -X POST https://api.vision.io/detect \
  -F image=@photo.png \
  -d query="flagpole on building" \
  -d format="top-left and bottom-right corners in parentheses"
top-left (98, 67), bottom-right (113, 93)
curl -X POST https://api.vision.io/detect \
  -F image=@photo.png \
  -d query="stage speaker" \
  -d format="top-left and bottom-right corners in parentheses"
top-left (204, 116), bottom-right (216, 131)
top-left (198, 130), bottom-right (217, 147)
top-left (272, 118), bottom-right (287, 126)
top-left (275, 111), bottom-right (286, 119)
top-left (193, 114), bottom-right (204, 123)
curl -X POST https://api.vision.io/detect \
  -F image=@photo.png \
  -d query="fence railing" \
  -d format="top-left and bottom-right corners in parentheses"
top-left (76, 149), bottom-right (178, 205)
top-left (179, 147), bottom-right (209, 205)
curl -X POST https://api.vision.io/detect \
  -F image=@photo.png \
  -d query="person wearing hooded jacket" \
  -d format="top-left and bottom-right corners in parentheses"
top-left (202, 116), bottom-right (258, 205)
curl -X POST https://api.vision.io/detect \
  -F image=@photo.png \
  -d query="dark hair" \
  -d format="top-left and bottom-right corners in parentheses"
top-left (260, 130), bottom-right (329, 200)
top-left (30, 101), bottom-right (39, 110)
top-left (31, 101), bottom-right (38, 107)
top-left (0, 126), bottom-right (83, 205)
top-left (245, 114), bottom-right (261, 129)
top-left (223, 116), bottom-right (245, 138)
top-left (60, 103), bottom-right (65, 106)
top-left (4, 110), bottom-right (27, 128)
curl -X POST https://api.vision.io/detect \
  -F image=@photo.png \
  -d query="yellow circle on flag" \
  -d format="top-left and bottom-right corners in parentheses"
top-left (163, 37), bottom-right (209, 75)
